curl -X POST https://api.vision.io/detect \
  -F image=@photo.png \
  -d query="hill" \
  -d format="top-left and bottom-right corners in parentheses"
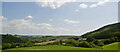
top-left (2, 34), bottom-right (28, 43)
top-left (81, 22), bottom-right (120, 39)
top-left (102, 42), bottom-right (118, 50)
top-left (2, 34), bottom-right (36, 49)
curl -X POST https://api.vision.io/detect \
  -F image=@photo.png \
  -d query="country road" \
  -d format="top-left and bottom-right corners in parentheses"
top-left (34, 39), bottom-right (60, 46)
top-left (35, 39), bottom-right (68, 46)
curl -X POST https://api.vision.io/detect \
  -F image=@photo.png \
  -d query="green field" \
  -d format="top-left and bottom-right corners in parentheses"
top-left (6, 45), bottom-right (99, 50)
top-left (5, 42), bottom-right (119, 50)
top-left (102, 42), bottom-right (119, 50)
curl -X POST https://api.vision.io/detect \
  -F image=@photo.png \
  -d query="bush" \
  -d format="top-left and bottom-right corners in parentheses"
top-left (2, 42), bottom-right (34, 49)
top-left (104, 37), bottom-right (118, 44)
top-left (93, 40), bottom-right (104, 46)
top-left (24, 42), bottom-right (34, 47)
top-left (89, 42), bottom-right (100, 48)
top-left (64, 39), bottom-right (79, 47)
top-left (19, 43), bottom-right (25, 47)
top-left (113, 32), bottom-right (120, 41)
top-left (65, 44), bottom-right (73, 46)
top-left (78, 41), bottom-right (92, 48)
top-left (87, 37), bottom-right (94, 42)
top-left (2, 43), bottom-right (11, 49)
top-left (10, 43), bottom-right (16, 48)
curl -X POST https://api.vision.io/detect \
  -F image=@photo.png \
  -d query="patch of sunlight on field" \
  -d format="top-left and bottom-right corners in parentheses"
top-left (102, 42), bottom-right (119, 50)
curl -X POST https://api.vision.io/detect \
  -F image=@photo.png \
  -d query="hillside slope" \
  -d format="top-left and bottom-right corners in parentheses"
top-left (102, 42), bottom-right (119, 50)
top-left (2, 34), bottom-right (29, 43)
top-left (81, 22), bottom-right (120, 39)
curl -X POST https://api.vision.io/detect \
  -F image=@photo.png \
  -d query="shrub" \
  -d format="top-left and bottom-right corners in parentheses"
top-left (10, 43), bottom-right (16, 48)
top-left (93, 40), bottom-right (104, 46)
top-left (89, 42), bottom-right (100, 48)
top-left (87, 37), bottom-right (94, 42)
top-left (104, 37), bottom-right (118, 44)
top-left (78, 41), bottom-right (92, 48)
top-left (19, 43), bottom-right (25, 47)
top-left (65, 44), bottom-right (73, 46)
top-left (64, 39), bottom-right (79, 47)
top-left (2, 43), bottom-right (11, 49)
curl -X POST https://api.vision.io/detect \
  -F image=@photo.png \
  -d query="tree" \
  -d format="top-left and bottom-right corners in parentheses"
top-left (20, 43), bottom-right (25, 47)
top-left (113, 32), bottom-right (120, 42)
top-left (2, 43), bottom-right (11, 49)
top-left (26, 42), bottom-right (34, 47)
top-left (87, 37), bottom-right (94, 42)
top-left (78, 41), bottom-right (92, 48)
top-left (93, 40), bottom-right (104, 46)
top-left (59, 40), bottom-right (63, 45)
top-left (10, 43), bottom-right (16, 48)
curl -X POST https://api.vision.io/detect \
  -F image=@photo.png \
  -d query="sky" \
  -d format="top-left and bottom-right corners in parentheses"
top-left (0, 0), bottom-right (118, 36)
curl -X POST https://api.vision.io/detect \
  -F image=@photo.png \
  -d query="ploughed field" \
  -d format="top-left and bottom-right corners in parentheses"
top-left (4, 42), bottom-right (119, 50)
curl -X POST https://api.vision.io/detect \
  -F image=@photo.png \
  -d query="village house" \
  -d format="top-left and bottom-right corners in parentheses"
top-left (78, 38), bottom-right (87, 41)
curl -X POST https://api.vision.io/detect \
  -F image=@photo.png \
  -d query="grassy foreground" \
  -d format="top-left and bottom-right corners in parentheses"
top-left (5, 45), bottom-right (99, 50)
top-left (5, 42), bottom-right (119, 50)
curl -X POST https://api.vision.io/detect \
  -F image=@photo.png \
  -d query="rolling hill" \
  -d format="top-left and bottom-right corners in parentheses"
top-left (81, 22), bottom-right (120, 39)
top-left (2, 34), bottom-right (29, 43)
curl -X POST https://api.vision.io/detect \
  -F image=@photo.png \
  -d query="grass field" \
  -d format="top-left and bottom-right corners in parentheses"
top-left (5, 42), bottom-right (119, 50)
top-left (6, 45), bottom-right (99, 50)
top-left (102, 42), bottom-right (119, 50)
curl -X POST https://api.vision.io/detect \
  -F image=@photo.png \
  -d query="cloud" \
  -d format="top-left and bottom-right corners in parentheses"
top-left (0, 16), bottom-right (7, 20)
top-left (75, 9), bottom-right (79, 12)
top-left (79, 3), bottom-right (88, 8)
top-left (64, 19), bottom-right (79, 24)
top-left (49, 19), bottom-right (53, 21)
top-left (75, 3), bottom-right (88, 12)
top-left (37, 23), bottom-right (52, 27)
top-left (26, 16), bottom-right (33, 19)
top-left (75, 0), bottom-right (109, 12)
top-left (90, 4), bottom-right (97, 8)
top-left (36, 0), bottom-right (75, 9)
top-left (90, 0), bottom-right (109, 8)
top-left (0, 16), bottom-right (7, 24)
top-left (0, 16), bottom-right (5, 20)
top-left (2, 17), bottom-right (81, 34)
top-left (2, 18), bottom-right (53, 34)
top-left (97, 1), bottom-right (105, 5)
top-left (0, 16), bottom-right (7, 27)
top-left (0, 16), bottom-right (7, 33)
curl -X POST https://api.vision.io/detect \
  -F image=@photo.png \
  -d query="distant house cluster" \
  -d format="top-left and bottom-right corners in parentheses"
top-left (74, 37), bottom-right (87, 41)
top-left (78, 38), bottom-right (87, 41)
